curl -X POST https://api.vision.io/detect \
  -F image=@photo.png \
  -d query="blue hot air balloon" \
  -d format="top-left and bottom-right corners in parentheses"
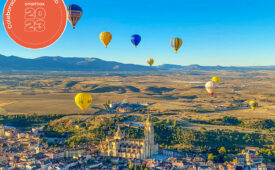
top-left (67, 4), bottom-right (83, 29)
top-left (131, 34), bottom-right (141, 48)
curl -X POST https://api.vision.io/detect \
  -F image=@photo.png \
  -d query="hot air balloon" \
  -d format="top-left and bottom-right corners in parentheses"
top-left (131, 34), bottom-right (141, 48)
top-left (67, 4), bottom-right (83, 29)
top-left (100, 32), bottom-right (112, 48)
top-left (147, 58), bottom-right (154, 66)
top-left (212, 76), bottom-right (221, 84)
top-left (205, 81), bottom-right (218, 96)
top-left (249, 100), bottom-right (258, 110)
top-left (170, 37), bottom-right (183, 53)
top-left (75, 93), bottom-right (92, 110)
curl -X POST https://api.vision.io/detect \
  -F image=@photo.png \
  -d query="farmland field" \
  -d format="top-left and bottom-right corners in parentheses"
top-left (0, 70), bottom-right (274, 134)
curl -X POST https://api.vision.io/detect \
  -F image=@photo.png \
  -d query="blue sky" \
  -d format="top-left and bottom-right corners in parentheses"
top-left (0, 0), bottom-right (275, 66)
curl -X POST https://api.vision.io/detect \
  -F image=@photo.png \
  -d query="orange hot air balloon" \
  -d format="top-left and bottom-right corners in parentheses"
top-left (100, 32), bottom-right (112, 48)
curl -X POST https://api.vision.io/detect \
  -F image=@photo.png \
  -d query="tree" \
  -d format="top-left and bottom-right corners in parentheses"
top-left (69, 141), bottom-right (75, 148)
top-left (232, 158), bottom-right (239, 164)
top-left (173, 120), bottom-right (177, 127)
top-left (140, 165), bottom-right (145, 170)
top-left (218, 147), bottom-right (226, 155)
top-left (106, 157), bottom-right (111, 163)
top-left (128, 161), bottom-right (134, 169)
top-left (208, 153), bottom-right (215, 161)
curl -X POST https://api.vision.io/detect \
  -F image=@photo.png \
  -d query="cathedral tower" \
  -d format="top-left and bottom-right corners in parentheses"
top-left (144, 114), bottom-right (156, 158)
top-left (114, 126), bottom-right (124, 140)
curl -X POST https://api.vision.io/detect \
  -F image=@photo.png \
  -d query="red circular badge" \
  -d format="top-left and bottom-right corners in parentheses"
top-left (3, 0), bottom-right (67, 49)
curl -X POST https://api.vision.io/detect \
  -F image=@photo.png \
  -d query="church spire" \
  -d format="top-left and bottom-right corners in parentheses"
top-left (145, 114), bottom-right (153, 127)
top-left (144, 114), bottom-right (155, 158)
top-left (114, 126), bottom-right (124, 139)
top-left (147, 114), bottom-right (150, 120)
top-left (144, 114), bottom-right (154, 137)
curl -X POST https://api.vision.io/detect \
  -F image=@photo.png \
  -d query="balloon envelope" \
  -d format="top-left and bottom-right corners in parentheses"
top-left (131, 34), bottom-right (141, 47)
top-left (249, 101), bottom-right (258, 110)
top-left (205, 81), bottom-right (217, 96)
top-left (100, 32), bottom-right (112, 48)
top-left (147, 58), bottom-right (154, 66)
top-left (75, 93), bottom-right (92, 110)
top-left (212, 76), bottom-right (221, 84)
top-left (67, 4), bottom-right (83, 29)
top-left (170, 37), bottom-right (183, 53)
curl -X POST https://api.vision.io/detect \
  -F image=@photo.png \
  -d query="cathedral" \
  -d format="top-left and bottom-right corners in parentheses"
top-left (99, 115), bottom-right (158, 160)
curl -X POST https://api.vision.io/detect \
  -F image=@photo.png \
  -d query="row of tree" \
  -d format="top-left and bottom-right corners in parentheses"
top-left (187, 116), bottom-right (274, 130)
top-left (0, 113), bottom-right (64, 129)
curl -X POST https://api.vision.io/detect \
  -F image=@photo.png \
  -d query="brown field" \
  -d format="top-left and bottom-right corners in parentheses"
top-left (0, 70), bottom-right (274, 131)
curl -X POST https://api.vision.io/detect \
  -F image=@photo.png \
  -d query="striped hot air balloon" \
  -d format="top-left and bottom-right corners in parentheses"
top-left (67, 4), bottom-right (83, 29)
top-left (170, 37), bottom-right (183, 53)
top-left (100, 32), bottom-right (112, 48)
top-left (147, 58), bottom-right (154, 66)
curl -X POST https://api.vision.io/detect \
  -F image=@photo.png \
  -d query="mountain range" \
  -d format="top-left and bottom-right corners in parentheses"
top-left (0, 54), bottom-right (274, 71)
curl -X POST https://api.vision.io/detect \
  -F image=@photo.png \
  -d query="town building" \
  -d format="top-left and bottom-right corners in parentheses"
top-left (243, 147), bottom-right (263, 166)
top-left (104, 100), bottom-right (148, 113)
top-left (0, 126), bottom-right (4, 137)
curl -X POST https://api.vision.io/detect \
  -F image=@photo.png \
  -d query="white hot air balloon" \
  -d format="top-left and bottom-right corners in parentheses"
top-left (205, 81), bottom-right (218, 96)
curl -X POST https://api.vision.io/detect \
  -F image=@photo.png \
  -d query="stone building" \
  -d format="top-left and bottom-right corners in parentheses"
top-left (0, 125), bottom-right (4, 137)
top-left (100, 115), bottom-right (158, 160)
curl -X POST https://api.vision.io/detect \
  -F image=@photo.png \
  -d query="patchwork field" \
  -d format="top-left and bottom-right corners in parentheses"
top-left (0, 70), bottom-right (274, 134)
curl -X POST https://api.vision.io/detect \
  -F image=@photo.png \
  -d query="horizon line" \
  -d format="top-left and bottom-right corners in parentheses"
top-left (1, 54), bottom-right (275, 67)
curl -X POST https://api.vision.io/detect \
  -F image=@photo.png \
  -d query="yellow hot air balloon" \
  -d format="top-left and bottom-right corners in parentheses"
top-left (75, 93), bottom-right (92, 110)
top-left (249, 100), bottom-right (258, 110)
top-left (212, 76), bottom-right (221, 84)
top-left (147, 58), bottom-right (154, 66)
top-left (100, 32), bottom-right (112, 48)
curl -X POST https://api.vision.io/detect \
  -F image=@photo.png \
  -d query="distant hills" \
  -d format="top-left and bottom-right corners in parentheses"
top-left (0, 55), bottom-right (154, 71)
top-left (0, 54), bottom-right (274, 71)
top-left (157, 64), bottom-right (275, 71)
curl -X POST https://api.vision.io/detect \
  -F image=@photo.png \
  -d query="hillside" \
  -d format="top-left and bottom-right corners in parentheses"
top-left (0, 55), bottom-right (154, 71)
top-left (0, 54), bottom-right (274, 71)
